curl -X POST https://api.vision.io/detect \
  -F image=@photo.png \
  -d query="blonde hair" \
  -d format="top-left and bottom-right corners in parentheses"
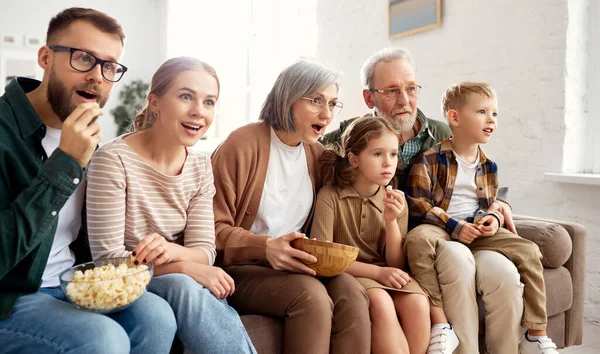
top-left (319, 117), bottom-right (400, 188)
top-left (441, 81), bottom-right (496, 119)
top-left (133, 57), bottom-right (220, 131)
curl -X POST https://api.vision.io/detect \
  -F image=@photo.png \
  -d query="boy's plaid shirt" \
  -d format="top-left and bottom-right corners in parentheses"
top-left (405, 138), bottom-right (504, 239)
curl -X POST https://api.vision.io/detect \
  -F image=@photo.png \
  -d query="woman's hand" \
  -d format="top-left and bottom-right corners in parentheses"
top-left (376, 266), bottom-right (411, 289)
top-left (184, 262), bottom-right (235, 299)
top-left (383, 188), bottom-right (406, 223)
top-left (265, 232), bottom-right (317, 276)
top-left (132, 233), bottom-right (183, 266)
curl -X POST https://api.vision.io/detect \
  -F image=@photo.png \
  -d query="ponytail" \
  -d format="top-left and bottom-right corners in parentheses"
top-left (132, 107), bottom-right (155, 132)
top-left (319, 148), bottom-right (355, 187)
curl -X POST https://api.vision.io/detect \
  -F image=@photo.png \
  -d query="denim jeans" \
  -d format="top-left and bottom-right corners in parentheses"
top-left (0, 287), bottom-right (177, 353)
top-left (148, 273), bottom-right (257, 354)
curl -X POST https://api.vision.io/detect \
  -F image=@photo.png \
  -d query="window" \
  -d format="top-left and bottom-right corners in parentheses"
top-left (167, 0), bottom-right (318, 144)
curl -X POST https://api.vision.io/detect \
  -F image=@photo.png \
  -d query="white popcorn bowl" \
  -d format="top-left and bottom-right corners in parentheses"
top-left (59, 257), bottom-right (153, 314)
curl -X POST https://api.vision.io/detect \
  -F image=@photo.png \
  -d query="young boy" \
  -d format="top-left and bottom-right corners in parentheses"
top-left (404, 82), bottom-right (558, 354)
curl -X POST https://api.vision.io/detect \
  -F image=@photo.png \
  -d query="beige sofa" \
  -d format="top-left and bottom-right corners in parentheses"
top-left (237, 215), bottom-right (586, 354)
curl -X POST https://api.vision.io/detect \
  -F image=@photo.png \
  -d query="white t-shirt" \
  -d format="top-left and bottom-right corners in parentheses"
top-left (446, 150), bottom-right (480, 220)
top-left (250, 128), bottom-right (313, 237)
top-left (40, 126), bottom-right (85, 288)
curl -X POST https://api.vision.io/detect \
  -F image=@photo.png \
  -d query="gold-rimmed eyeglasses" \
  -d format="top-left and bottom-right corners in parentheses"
top-left (301, 96), bottom-right (344, 116)
top-left (369, 85), bottom-right (422, 99)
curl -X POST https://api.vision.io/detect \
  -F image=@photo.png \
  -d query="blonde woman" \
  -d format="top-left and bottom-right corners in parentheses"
top-left (87, 57), bottom-right (256, 354)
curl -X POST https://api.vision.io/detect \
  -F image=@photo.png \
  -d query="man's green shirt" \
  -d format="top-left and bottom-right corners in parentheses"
top-left (0, 78), bottom-right (90, 320)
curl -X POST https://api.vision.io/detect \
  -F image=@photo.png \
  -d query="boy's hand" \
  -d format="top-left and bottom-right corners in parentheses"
top-left (376, 266), bottom-right (411, 289)
top-left (383, 187), bottom-right (406, 223)
top-left (457, 223), bottom-right (482, 244)
top-left (477, 215), bottom-right (499, 236)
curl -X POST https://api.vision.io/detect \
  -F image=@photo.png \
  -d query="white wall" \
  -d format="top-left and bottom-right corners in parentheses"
top-left (316, 0), bottom-right (600, 319)
top-left (0, 0), bottom-right (167, 142)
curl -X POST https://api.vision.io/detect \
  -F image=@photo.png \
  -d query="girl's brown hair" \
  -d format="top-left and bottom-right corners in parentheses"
top-left (319, 116), bottom-right (400, 187)
top-left (133, 57), bottom-right (220, 131)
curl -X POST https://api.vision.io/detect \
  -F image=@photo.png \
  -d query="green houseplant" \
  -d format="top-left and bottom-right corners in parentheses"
top-left (111, 80), bottom-right (149, 136)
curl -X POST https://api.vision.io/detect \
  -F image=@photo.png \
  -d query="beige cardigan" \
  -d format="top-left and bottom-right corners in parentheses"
top-left (211, 121), bottom-right (324, 265)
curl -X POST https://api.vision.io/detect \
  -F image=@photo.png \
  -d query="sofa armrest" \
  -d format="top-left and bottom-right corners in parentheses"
top-left (513, 214), bottom-right (586, 347)
top-left (514, 219), bottom-right (572, 268)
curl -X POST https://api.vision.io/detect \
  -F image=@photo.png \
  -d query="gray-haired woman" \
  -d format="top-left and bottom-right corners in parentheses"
top-left (211, 61), bottom-right (371, 354)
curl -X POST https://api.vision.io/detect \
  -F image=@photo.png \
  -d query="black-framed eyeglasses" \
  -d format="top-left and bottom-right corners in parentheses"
top-left (48, 45), bottom-right (128, 82)
top-left (301, 96), bottom-right (344, 116)
top-left (369, 85), bottom-right (422, 99)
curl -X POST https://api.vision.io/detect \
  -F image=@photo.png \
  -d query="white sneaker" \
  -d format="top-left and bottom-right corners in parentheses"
top-left (427, 325), bottom-right (459, 354)
top-left (519, 333), bottom-right (559, 354)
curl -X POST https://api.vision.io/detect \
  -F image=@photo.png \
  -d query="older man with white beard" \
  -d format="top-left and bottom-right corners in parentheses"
top-left (321, 48), bottom-right (526, 354)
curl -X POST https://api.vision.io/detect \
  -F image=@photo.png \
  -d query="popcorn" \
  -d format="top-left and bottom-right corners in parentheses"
top-left (65, 262), bottom-right (151, 311)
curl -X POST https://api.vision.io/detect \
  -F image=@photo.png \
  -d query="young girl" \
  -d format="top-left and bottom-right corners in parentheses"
top-left (86, 57), bottom-right (256, 354)
top-left (311, 116), bottom-right (431, 354)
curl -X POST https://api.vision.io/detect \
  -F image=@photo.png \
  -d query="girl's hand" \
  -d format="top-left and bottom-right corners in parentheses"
top-left (185, 263), bottom-right (235, 299)
top-left (383, 188), bottom-right (406, 223)
top-left (132, 233), bottom-right (182, 266)
top-left (376, 266), bottom-right (411, 289)
top-left (477, 215), bottom-right (499, 236)
top-left (265, 232), bottom-right (317, 276)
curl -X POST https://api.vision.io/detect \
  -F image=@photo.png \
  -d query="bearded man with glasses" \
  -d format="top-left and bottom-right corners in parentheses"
top-left (321, 48), bottom-right (524, 354)
top-left (0, 7), bottom-right (176, 354)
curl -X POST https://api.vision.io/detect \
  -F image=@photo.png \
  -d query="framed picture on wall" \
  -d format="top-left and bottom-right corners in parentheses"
top-left (0, 50), bottom-right (43, 95)
top-left (0, 32), bottom-right (20, 47)
top-left (388, 0), bottom-right (442, 39)
top-left (24, 35), bottom-right (43, 49)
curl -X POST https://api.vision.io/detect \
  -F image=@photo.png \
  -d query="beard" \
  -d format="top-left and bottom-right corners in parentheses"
top-left (47, 67), bottom-right (109, 122)
top-left (378, 110), bottom-right (417, 133)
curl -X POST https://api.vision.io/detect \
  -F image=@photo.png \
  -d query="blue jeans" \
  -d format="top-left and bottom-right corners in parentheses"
top-left (148, 273), bottom-right (257, 354)
top-left (0, 287), bottom-right (176, 354)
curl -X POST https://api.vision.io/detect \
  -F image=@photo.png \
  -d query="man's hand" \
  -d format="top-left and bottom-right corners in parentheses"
top-left (489, 200), bottom-right (517, 234)
top-left (376, 267), bottom-right (411, 289)
top-left (477, 215), bottom-right (499, 236)
top-left (457, 223), bottom-right (482, 244)
top-left (59, 102), bottom-right (103, 167)
top-left (265, 232), bottom-right (317, 276)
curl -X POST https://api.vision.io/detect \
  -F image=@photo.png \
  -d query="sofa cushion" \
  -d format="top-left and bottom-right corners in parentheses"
top-left (543, 266), bottom-right (573, 317)
top-left (515, 220), bottom-right (572, 268)
top-left (241, 315), bottom-right (283, 354)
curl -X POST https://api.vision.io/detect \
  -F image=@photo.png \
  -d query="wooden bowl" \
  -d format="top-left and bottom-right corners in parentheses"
top-left (291, 238), bottom-right (359, 277)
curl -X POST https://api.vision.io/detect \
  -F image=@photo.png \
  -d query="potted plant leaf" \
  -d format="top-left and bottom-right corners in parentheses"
top-left (111, 80), bottom-right (149, 136)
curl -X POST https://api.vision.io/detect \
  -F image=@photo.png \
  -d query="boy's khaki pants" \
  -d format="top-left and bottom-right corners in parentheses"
top-left (436, 240), bottom-right (524, 354)
top-left (406, 225), bottom-right (547, 349)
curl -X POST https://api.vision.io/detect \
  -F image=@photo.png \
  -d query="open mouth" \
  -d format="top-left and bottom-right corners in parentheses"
top-left (182, 123), bottom-right (202, 132)
top-left (76, 90), bottom-right (97, 100)
top-left (483, 127), bottom-right (494, 134)
top-left (312, 124), bottom-right (325, 134)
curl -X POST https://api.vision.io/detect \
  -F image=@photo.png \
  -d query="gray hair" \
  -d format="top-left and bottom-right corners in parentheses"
top-left (360, 48), bottom-right (415, 89)
top-left (259, 61), bottom-right (340, 132)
